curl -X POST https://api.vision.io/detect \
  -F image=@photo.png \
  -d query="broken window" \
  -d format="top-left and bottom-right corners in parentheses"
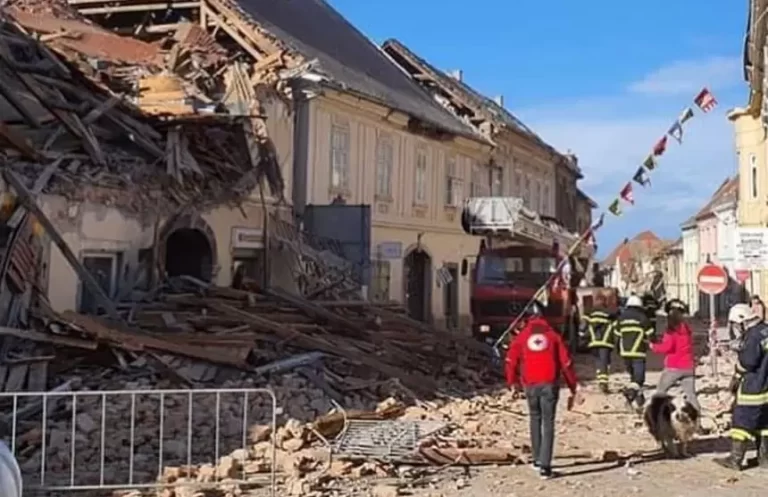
top-left (414, 146), bottom-right (428, 204)
top-left (375, 132), bottom-right (394, 198)
top-left (79, 252), bottom-right (121, 314)
top-left (444, 154), bottom-right (462, 206)
top-left (330, 124), bottom-right (350, 190)
top-left (369, 259), bottom-right (391, 301)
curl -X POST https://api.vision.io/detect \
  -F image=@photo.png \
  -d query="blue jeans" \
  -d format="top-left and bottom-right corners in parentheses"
top-left (525, 383), bottom-right (559, 469)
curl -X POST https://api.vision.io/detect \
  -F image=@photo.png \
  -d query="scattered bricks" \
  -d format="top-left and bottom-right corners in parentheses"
top-left (282, 437), bottom-right (305, 453)
top-left (216, 455), bottom-right (239, 479)
top-left (248, 424), bottom-right (272, 444)
top-left (370, 484), bottom-right (401, 497)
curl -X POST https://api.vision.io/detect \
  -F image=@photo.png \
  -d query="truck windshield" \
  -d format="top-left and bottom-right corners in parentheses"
top-left (476, 255), bottom-right (558, 286)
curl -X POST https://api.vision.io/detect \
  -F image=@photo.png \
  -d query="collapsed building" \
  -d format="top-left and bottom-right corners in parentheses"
top-left (0, 2), bottom-right (505, 493)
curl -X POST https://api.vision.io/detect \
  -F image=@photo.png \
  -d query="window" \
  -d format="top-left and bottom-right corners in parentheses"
top-left (530, 257), bottom-right (557, 273)
top-left (375, 132), bottom-right (394, 197)
top-left (491, 167), bottom-right (503, 196)
top-left (330, 124), bottom-right (350, 189)
top-left (513, 169), bottom-right (521, 196)
top-left (444, 155), bottom-right (462, 206)
top-left (79, 252), bottom-right (121, 314)
top-left (470, 163), bottom-right (490, 197)
top-left (531, 179), bottom-right (540, 212)
top-left (750, 153), bottom-right (758, 199)
top-left (476, 255), bottom-right (524, 284)
top-left (414, 146), bottom-right (428, 204)
top-left (369, 260), bottom-right (391, 301)
top-left (543, 184), bottom-right (551, 216)
top-left (523, 176), bottom-right (531, 207)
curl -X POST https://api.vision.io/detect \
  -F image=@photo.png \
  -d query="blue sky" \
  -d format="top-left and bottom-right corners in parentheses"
top-left (328, 0), bottom-right (747, 258)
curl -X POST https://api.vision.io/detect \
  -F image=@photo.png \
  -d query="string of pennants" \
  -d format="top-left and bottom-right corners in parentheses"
top-left (606, 87), bottom-right (718, 218)
top-left (492, 87), bottom-right (719, 351)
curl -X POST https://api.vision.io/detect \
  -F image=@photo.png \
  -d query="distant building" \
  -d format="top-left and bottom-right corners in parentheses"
top-left (602, 231), bottom-right (667, 296)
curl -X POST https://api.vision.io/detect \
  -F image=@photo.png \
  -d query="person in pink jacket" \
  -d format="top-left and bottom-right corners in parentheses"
top-left (650, 309), bottom-right (701, 412)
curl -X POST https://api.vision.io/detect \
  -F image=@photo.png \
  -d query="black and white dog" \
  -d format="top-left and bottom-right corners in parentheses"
top-left (643, 394), bottom-right (699, 458)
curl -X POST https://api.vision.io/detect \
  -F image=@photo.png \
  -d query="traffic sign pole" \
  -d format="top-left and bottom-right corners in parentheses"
top-left (697, 263), bottom-right (728, 379)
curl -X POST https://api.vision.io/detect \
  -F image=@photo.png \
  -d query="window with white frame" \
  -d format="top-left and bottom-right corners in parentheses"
top-left (750, 153), bottom-right (758, 199)
top-left (513, 169), bottom-right (521, 196)
top-left (491, 167), bottom-right (503, 196)
top-left (523, 175), bottom-right (531, 207)
top-left (330, 124), bottom-right (350, 189)
top-left (470, 162), bottom-right (489, 197)
top-left (375, 132), bottom-right (394, 198)
top-left (532, 179), bottom-right (541, 212)
top-left (414, 146), bottom-right (428, 204)
top-left (445, 154), bottom-right (462, 206)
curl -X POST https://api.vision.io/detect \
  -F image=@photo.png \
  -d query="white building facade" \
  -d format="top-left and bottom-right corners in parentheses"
top-left (681, 224), bottom-right (700, 315)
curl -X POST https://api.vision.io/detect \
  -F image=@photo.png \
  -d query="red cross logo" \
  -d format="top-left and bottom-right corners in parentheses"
top-left (527, 334), bottom-right (548, 351)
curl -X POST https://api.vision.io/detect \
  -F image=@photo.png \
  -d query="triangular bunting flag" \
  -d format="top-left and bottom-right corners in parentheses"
top-left (668, 121), bottom-right (683, 143)
top-left (591, 213), bottom-right (605, 232)
top-left (679, 107), bottom-right (694, 124)
top-left (694, 87), bottom-right (718, 113)
top-left (608, 198), bottom-right (622, 216)
top-left (633, 166), bottom-right (651, 186)
top-left (620, 182), bottom-right (634, 204)
top-left (643, 154), bottom-right (657, 171)
top-left (653, 135), bottom-right (668, 156)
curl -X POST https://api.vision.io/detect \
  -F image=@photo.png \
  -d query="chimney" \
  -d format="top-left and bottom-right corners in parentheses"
top-left (449, 69), bottom-right (463, 81)
top-left (493, 95), bottom-right (504, 107)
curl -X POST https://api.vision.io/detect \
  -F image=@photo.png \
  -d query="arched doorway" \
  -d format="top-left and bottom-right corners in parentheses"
top-left (404, 249), bottom-right (431, 322)
top-left (165, 228), bottom-right (214, 281)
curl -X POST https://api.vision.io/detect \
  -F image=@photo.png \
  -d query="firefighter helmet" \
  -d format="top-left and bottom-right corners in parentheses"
top-left (626, 295), bottom-right (643, 308)
top-left (728, 303), bottom-right (757, 325)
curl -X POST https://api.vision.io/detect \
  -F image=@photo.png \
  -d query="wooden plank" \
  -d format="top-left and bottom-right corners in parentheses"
top-left (26, 361), bottom-right (47, 391)
top-left (4, 364), bottom-right (27, 392)
top-left (2, 170), bottom-right (121, 320)
top-left (0, 326), bottom-right (98, 350)
top-left (59, 311), bottom-right (252, 368)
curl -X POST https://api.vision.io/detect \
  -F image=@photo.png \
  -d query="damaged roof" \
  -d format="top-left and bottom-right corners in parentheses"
top-left (0, 14), bottom-right (266, 215)
top-left (234, 0), bottom-right (487, 142)
top-left (381, 38), bottom-right (581, 176)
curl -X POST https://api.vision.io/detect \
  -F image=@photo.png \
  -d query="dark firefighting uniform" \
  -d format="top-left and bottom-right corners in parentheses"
top-left (642, 293), bottom-right (660, 336)
top-left (579, 307), bottom-right (616, 389)
top-left (728, 321), bottom-right (768, 466)
top-left (613, 306), bottom-right (655, 407)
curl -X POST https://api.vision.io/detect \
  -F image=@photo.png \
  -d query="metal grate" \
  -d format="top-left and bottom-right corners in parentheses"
top-left (333, 419), bottom-right (447, 460)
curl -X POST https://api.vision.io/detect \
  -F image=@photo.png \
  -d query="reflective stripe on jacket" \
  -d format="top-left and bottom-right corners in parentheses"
top-left (580, 308), bottom-right (615, 348)
top-left (613, 307), bottom-right (654, 358)
top-left (735, 322), bottom-right (768, 406)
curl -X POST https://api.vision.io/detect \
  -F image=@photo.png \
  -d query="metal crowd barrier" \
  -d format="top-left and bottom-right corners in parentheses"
top-left (0, 388), bottom-right (277, 496)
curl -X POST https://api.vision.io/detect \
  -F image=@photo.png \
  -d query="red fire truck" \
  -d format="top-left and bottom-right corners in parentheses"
top-left (460, 197), bottom-right (593, 348)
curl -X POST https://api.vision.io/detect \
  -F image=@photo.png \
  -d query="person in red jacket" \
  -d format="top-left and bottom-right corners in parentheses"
top-left (505, 303), bottom-right (582, 479)
top-left (649, 309), bottom-right (700, 412)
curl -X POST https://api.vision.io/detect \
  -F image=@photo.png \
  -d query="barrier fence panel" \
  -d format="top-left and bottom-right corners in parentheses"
top-left (0, 388), bottom-right (277, 495)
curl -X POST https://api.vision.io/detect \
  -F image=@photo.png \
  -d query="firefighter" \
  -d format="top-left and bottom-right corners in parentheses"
top-left (579, 292), bottom-right (616, 393)
top-left (614, 295), bottom-right (655, 412)
top-left (641, 292), bottom-right (660, 336)
top-left (714, 303), bottom-right (768, 470)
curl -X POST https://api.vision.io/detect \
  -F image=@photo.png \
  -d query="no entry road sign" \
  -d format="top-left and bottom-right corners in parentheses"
top-left (735, 269), bottom-right (750, 285)
top-left (697, 264), bottom-right (728, 295)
